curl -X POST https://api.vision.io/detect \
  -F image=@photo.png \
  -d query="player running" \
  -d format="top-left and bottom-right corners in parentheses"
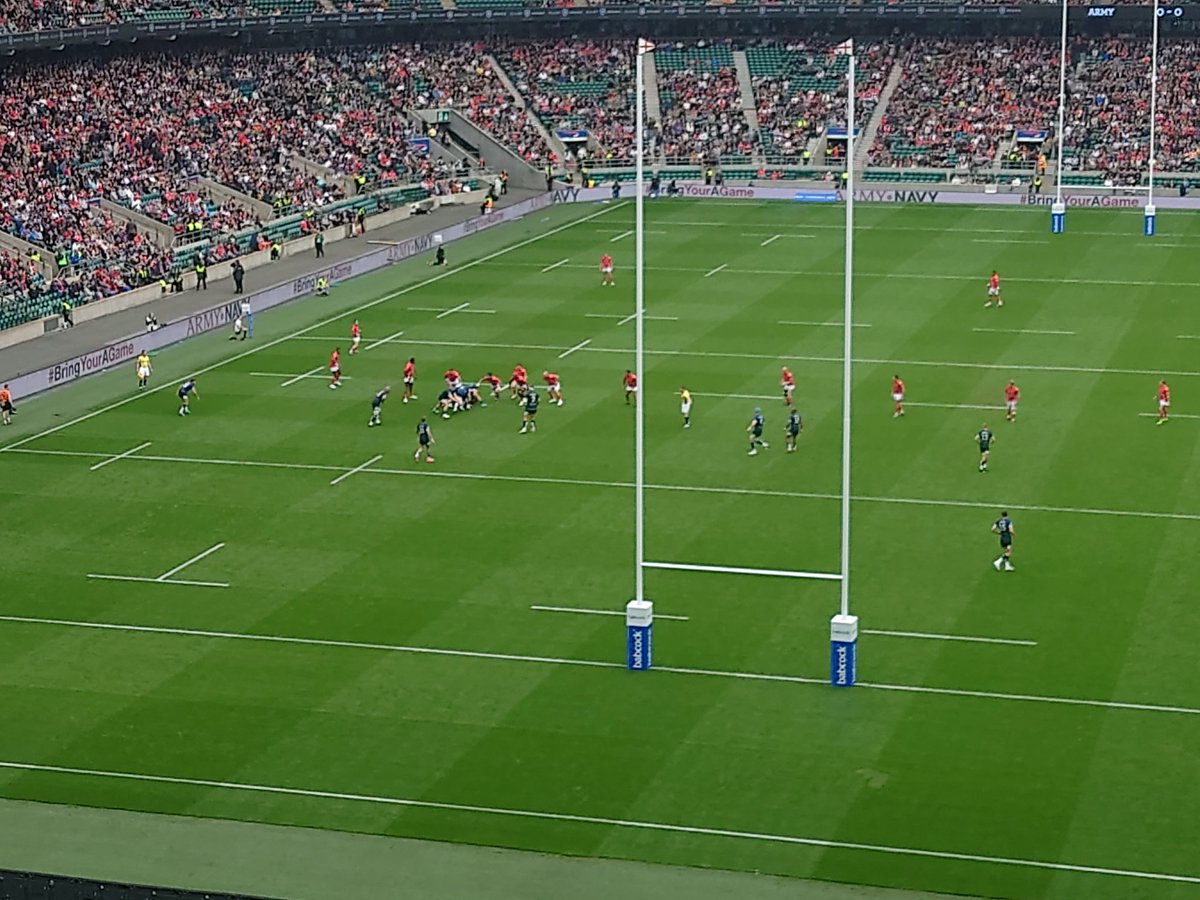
top-left (975, 423), bottom-right (993, 472)
top-left (992, 511), bottom-right (1015, 571)
top-left (624, 370), bottom-right (638, 406)
top-left (509, 364), bottom-right (529, 400)
top-left (781, 367), bottom-right (796, 407)
top-left (368, 386), bottom-right (390, 427)
top-left (1157, 380), bottom-right (1171, 425)
top-left (480, 372), bottom-right (503, 400)
top-left (747, 407), bottom-right (769, 456)
top-left (1005, 381), bottom-right (1020, 422)
top-left (985, 270), bottom-right (1003, 308)
top-left (600, 253), bottom-right (614, 287)
top-left (785, 408), bottom-right (803, 452)
top-left (349, 320), bottom-right (362, 354)
top-left (136, 351), bottom-right (152, 390)
top-left (177, 378), bottom-right (198, 416)
top-left (679, 386), bottom-right (692, 428)
top-left (402, 357), bottom-right (416, 403)
top-left (414, 417), bottom-right (435, 463)
top-left (328, 348), bottom-right (342, 389)
top-left (892, 374), bottom-right (905, 418)
top-left (543, 371), bottom-right (563, 406)
top-left (0, 384), bottom-right (14, 425)
top-left (519, 387), bottom-right (540, 434)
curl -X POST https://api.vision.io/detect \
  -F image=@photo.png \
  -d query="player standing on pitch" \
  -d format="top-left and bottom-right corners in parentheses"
top-left (892, 374), bottom-right (905, 418)
top-left (1005, 381), bottom-right (1020, 422)
top-left (992, 512), bottom-right (1015, 571)
top-left (747, 407), bottom-right (769, 456)
top-left (975, 423), bottom-right (993, 472)
top-left (985, 270), bottom-right (1002, 308)
top-left (600, 253), bottom-right (614, 287)
top-left (1157, 380), bottom-right (1171, 425)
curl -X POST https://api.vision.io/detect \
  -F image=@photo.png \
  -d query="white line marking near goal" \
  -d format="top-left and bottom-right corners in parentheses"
top-left (86, 574), bottom-right (229, 589)
top-left (530, 605), bottom-right (690, 622)
top-left (761, 234), bottom-right (781, 246)
top-left (743, 233), bottom-right (815, 240)
top-left (11, 447), bottom-right (1200, 523)
top-left (0, 202), bottom-right (626, 454)
top-left (586, 314), bottom-right (677, 323)
top-left (542, 258), bottom-right (570, 273)
top-left (436, 302), bottom-right (471, 319)
top-left (0, 761), bottom-right (1193, 887)
top-left (558, 339), bottom-right (592, 359)
top-left (89, 441), bottom-right (152, 472)
top-left (906, 402), bottom-right (1004, 411)
top-left (250, 372), bottom-right (351, 382)
top-left (610, 230), bottom-right (632, 242)
top-left (970, 238), bottom-right (1051, 245)
top-left (643, 561), bottom-right (843, 581)
top-left (365, 329), bottom-right (406, 351)
top-left (972, 327), bottom-right (1076, 336)
top-left (87, 542), bottom-right (228, 589)
top-left (281, 367), bottom-right (325, 387)
top-left (158, 542), bottom-right (226, 581)
top-left (778, 320), bottom-right (872, 328)
top-left (863, 629), bottom-right (1036, 647)
top-left (616, 312), bottom-right (637, 326)
top-left (330, 454), bottom-right (383, 486)
top-left (1137, 412), bottom-right (1200, 419)
top-left (691, 392), bottom-right (777, 401)
top-left (704, 263), bottom-right (727, 278)
top-left (1178, 335), bottom-right (1200, 340)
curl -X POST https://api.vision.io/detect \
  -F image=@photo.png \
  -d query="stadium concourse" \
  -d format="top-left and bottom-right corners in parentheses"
top-left (3, 36), bottom-right (1199, 335)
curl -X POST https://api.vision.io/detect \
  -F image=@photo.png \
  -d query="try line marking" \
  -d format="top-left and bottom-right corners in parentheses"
top-left (610, 230), bottom-right (632, 242)
top-left (436, 302), bottom-right (471, 319)
top-left (87, 542), bottom-right (227, 589)
top-left (864, 629), bottom-right (1036, 647)
top-left (11, 446), bottom-right (1200, 524)
top-left (251, 372), bottom-right (350, 383)
top-left (779, 320), bottom-right (872, 328)
top-left (0, 202), bottom-right (627, 454)
top-left (0, 615), bottom-right (1194, 722)
top-left (644, 561), bottom-right (842, 581)
top-left (89, 441), bottom-right (152, 472)
top-left (330, 454), bottom-right (382, 486)
top-left (0, 761), bottom-right (1193, 886)
top-left (906, 402), bottom-right (1004, 411)
top-left (972, 327), bottom-right (1076, 336)
top-left (530, 605), bottom-right (691, 622)
top-left (1137, 413), bottom-right (1200, 419)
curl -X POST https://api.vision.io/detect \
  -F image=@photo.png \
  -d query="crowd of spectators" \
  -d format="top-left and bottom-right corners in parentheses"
top-left (870, 38), bottom-right (1060, 169)
top-left (752, 40), bottom-right (894, 162)
top-left (495, 41), bottom-right (637, 164)
top-left (658, 51), bottom-right (756, 163)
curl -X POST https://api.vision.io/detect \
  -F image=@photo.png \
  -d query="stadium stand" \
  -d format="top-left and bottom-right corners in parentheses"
top-left (656, 43), bottom-right (757, 163)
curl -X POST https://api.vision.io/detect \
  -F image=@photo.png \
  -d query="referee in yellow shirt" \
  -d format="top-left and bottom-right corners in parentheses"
top-left (136, 352), bottom-right (152, 390)
top-left (679, 387), bottom-right (692, 429)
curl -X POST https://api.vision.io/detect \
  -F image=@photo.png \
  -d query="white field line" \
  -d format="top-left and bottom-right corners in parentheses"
top-left (691, 392), bottom-right (778, 401)
top-left (558, 339), bottom-right (592, 359)
top-left (250, 372), bottom-right (350, 382)
top-left (11, 445), bottom-right (1200, 523)
top-left (325, 337), bottom-right (1200, 380)
top-left (0, 202), bottom-right (627, 454)
top-left (364, 329), bottom-right (406, 351)
top-left (541, 258), bottom-right (570, 273)
top-left (89, 441), bottom-right (152, 472)
top-left (970, 239), bottom-right (1052, 245)
top-left (86, 574), bottom-right (228, 589)
top-left (863, 629), bottom-right (1036, 647)
top-left (587, 314), bottom-right (678, 323)
top-left (704, 263), bottom-right (728, 278)
top-left (495, 260), bottom-right (1200, 291)
top-left (530, 605), bottom-right (690, 622)
top-left (779, 320), bottom-right (872, 328)
top-left (906, 402), bottom-right (1005, 411)
top-left (0, 761), bottom-right (1197, 886)
top-left (157, 542), bottom-right (226, 581)
top-left (1137, 413), bottom-right (1200, 419)
top-left (1178, 335), bottom-right (1200, 340)
top-left (972, 327), bottom-right (1076, 336)
top-left (330, 454), bottom-right (383, 486)
top-left (281, 367), bottom-right (325, 387)
top-left (7, 615), bottom-right (1200, 726)
top-left (761, 234), bottom-right (782, 246)
top-left (643, 561), bottom-right (843, 581)
top-left (616, 312), bottom-right (637, 326)
top-left (609, 230), bottom-right (632, 242)
top-left (436, 302), bottom-right (470, 319)
top-left (636, 218), bottom-right (1189, 239)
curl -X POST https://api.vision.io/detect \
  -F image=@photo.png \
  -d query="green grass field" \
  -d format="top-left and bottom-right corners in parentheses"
top-left (2, 198), bottom-right (1200, 900)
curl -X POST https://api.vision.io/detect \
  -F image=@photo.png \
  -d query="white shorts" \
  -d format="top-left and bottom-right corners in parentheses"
top-left (681, 402), bottom-right (692, 415)
top-left (404, 376), bottom-right (414, 385)
top-left (352, 336), bottom-right (361, 346)
top-left (625, 385), bottom-right (638, 393)
top-left (988, 286), bottom-right (1000, 297)
top-left (783, 383), bottom-right (795, 394)
top-left (893, 392), bottom-right (903, 402)
top-left (547, 382), bottom-right (561, 392)
top-left (1006, 400), bottom-right (1018, 411)
top-left (138, 367), bottom-right (150, 379)
top-left (602, 266), bottom-right (613, 274)
top-left (330, 364), bottom-right (340, 374)
top-left (1160, 399), bottom-right (1170, 409)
